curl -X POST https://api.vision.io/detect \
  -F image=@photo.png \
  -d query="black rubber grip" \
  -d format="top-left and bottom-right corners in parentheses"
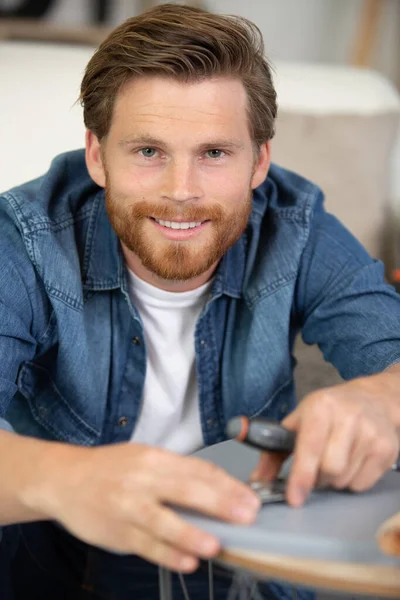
top-left (226, 417), bottom-right (296, 453)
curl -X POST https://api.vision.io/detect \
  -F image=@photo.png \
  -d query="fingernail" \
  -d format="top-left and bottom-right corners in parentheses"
top-left (232, 505), bottom-right (258, 522)
top-left (199, 538), bottom-right (219, 555)
top-left (242, 492), bottom-right (261, 509)
top-left (180, 557), bottom-right (197, 572)
top-left (291, 488), bottom-right (306, 506)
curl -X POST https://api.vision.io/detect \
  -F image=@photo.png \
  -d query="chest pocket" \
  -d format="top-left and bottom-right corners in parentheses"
top-left (16, 361), bottom-right (100, 446)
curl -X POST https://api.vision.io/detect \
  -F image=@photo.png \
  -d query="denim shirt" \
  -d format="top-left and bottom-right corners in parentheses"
top-left (1, 149), bottom-right (400, 446)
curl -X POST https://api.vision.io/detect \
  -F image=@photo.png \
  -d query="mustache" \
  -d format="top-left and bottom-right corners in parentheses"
top-left (125, 200), bottom-right (225, 222)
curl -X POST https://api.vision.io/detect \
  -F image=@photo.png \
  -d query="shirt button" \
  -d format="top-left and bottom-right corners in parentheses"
top-left (200, 339), bottom-right (207, 347)
top-left (117, 416), bottom-right (128, 427)
top-left (132, 336), bottom-right (141, 345)
top-left (206, 418), bottom-right (215, 427)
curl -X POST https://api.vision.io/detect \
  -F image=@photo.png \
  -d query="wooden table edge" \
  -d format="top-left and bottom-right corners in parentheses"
top-left (217, 547), bottom-right (400, 598)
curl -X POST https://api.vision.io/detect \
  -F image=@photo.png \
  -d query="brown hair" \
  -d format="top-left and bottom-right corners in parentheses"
top-left (80, 3), bottom-right (277, 147)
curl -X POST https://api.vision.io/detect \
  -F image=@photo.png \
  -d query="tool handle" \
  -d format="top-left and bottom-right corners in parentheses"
top-left (226, 416), bottom-right (296, 453)
top-left (377, 512), bottom-right (400, 557)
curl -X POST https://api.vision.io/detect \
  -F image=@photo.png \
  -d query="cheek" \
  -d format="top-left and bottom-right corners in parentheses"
top-left (214, 183), bottom-right (250, 210)
top-left (206, 165), bottom-right (252, 198)
top-left (110, 170), bottom-right (152, 200)
top-left (108, 155), bottom-right (158, 190)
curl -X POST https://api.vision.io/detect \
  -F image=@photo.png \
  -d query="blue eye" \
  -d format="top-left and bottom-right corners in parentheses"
top-left (206, 149), bottom-right (225, 159)
top-left (139, 148), bottom-right (157, 158)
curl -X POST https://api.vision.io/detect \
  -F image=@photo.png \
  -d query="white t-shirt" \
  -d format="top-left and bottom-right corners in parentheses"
top-left (127, 269), bottom-right (212, 455)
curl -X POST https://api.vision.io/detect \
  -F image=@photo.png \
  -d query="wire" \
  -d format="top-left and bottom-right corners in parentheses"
top-left (178, 572), bottom-right (191, 600)
top-left (208, 560), bottom-right (214, 600)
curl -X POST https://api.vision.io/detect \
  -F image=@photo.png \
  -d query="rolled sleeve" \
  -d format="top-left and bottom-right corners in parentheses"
top-left (0, 418), bottom-right (14, 434)
top-left (295, 194), bottom-right (400, 379)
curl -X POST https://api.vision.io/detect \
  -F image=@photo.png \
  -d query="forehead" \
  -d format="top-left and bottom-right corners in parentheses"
top-left (110, 75), bottom-right (251, 141)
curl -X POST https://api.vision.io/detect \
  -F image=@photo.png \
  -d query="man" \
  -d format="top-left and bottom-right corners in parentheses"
top-left (0, 3), bottom-right (399, 599)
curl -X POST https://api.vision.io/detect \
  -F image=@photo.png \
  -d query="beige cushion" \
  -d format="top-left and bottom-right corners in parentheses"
top-left (271, 62), bottom-right (400, 259)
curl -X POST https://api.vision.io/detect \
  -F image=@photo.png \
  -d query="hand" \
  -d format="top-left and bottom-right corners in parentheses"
top-left (250, 370), bottom-right (400, 507)
top-left (28, 442), bottom-right (260, 572)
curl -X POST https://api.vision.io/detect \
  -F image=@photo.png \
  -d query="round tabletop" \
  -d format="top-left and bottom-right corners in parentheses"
top-left (177, 441), bottom-right (400, 597)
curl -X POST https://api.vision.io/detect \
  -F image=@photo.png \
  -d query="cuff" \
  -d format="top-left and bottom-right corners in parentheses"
top-left (0, 418), bottom-right (14, 434)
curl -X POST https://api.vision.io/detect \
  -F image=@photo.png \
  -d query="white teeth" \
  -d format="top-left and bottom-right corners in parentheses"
top-left (155, 219), bottom-right (203, 230)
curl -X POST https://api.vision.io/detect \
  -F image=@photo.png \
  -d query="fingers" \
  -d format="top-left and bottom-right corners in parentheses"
top-left (325, 427), bottom-right (369, 490)
top-left (132, 500), bottom-right (220, 564)
top-left (286, 398), bottom-right (332, 506)
top-left (281, 409), bottom-right (300, 431)
top-left (148, 450), bottom-right (259, 504)
top-left (181, 455), bottom-right (258, 501)
top-left (132, 448), bottom-right (260, 523)
top-left (318, 414), bottom-right (355, 481)
top-left (284, 389), bottom-right (399, 506)
top-left (158, 467), bottom-right (260, 525)
top-left (348, 434), bottom-right (398, 492)
top-left (121, 524), bottom-right (200, 573)
top-left (349, 456), bottom-right (383, 492)
top-left (121, 452), bottom-right (261, 570)
top-left (62, 508), bottom-right (202, 573)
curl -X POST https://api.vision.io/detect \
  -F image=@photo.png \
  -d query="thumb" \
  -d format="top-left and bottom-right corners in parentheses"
top-left (249, 451), bottom-right (289, 483)
top-left (281, 408), bottom-right (301, 432)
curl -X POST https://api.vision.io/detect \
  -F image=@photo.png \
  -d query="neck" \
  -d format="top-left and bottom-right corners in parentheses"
top-left (121, 244), bottom-right (217, 292)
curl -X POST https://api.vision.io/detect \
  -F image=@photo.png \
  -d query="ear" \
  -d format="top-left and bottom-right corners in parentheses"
top-left (85, 130), bottom-right (106, 188)
top-left (250, 142), bottom-right (271, 189)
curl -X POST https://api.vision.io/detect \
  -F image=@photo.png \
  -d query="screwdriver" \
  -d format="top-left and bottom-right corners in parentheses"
top-left (225, 416), bottom-right (294, 504)
top-left (226, 415), bottom-right (400, 471)
top-left (226, 416), bottom-right (295, 453)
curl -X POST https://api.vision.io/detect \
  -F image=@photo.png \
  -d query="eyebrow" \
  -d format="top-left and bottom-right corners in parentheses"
top-left (118, 135), bottom-right (245, 151)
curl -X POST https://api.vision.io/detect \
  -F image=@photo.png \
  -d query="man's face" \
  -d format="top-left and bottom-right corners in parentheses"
top-left (87, 76), bottom-right (270, 283)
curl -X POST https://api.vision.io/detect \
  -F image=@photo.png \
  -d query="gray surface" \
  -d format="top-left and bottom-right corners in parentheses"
top-left (181, 441), bottom-right (400, 567)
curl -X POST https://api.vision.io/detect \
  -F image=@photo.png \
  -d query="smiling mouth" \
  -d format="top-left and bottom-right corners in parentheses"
top-left (151, 217), bottom-right (207, 230)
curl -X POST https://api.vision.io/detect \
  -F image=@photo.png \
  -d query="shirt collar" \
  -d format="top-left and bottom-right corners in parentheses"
top-left (82, 190), bottom-right (123, 291)
top-left (83, 190), bottom-right (246, 299)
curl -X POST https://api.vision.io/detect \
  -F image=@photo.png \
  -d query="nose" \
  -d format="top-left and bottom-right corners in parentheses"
top-left (161, 158), bottom-right (202, 203)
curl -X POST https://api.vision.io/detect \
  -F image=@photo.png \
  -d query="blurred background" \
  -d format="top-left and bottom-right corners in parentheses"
top-left (0, 4), bottom-right (399, 597)
top-left (0, 0), bottom-right (399, 81)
